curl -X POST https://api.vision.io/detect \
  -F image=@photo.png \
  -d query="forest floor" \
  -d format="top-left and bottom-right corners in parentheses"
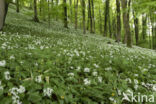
top-left (0, 5), bottom-right (156, 104)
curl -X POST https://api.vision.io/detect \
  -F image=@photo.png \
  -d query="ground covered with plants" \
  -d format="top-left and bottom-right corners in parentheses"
top-left (0, 5), bottom-right (156, 104)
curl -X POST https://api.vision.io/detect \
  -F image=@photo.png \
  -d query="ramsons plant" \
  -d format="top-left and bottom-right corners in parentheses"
top-left (0, 4), bottom-right (156, 104)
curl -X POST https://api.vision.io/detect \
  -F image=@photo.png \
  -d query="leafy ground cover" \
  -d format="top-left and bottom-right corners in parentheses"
top-left (0, 5), bottom-right (156, 104)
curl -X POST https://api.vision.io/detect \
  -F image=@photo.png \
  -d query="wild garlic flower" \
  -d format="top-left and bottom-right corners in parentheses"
top-left (43, 88), bottom-right (53, 97)
top-left (0, 60), bottom-right (6, 67)
top-left (68, 73), bottom-right (74, 77)
top-left (153, 85), bottom-right (156, 91)
top-left (35, 75), bottom-right (42, 83)
top-left (10, 55), bottom-right (15, 60)
top-left (98, 77), bottom-right (102, 83)
top-left (84, 68), bottom-right (90, 73)
top-left (0, 81), bottom-right (3, 90)
top-left (93, 64), bottom-right (99, 68)
top-left (84, 78), bottom-right (91, 85)
top-left (92, 72), bottom-right (98, 76)
top-left (105, 67), bottom-right (112, 71)
top-left (4, 71), bottom-right (11, 80)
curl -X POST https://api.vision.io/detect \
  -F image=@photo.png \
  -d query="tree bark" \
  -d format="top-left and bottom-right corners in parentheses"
top-left (0, 0), bottom-right (9, 31)
top-left (82, 0), bottom-right (86, 34)
top-left (121, 0), bottom-right (132, 47)
top-left (74, 0), bottom-right (78, 29)
top-left (142, 14), bottom-right (147, 40)
top-left (116, 0), bottom-right (121, 42)
top-left (104, 0), bottom-right (110, 37)
top-left (16, 0), bottom-right (19, 13)
top-left (134, 15), bottom-right (139, 45)
top-left (91, 0), bottom-right (95, 33)
top-left (33, 0), bottom-right (39, 22)
top-left (99, 5), bottom-right (102, 34)
top-left (88, 0), bottom-right (93, 33)
top-left (64, 0), bottom-right (68, 28)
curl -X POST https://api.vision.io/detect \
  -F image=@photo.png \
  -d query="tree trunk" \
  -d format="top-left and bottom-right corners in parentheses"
top-left (99, 5), bottom-right (102, 34)
top-left (104, 0), bottom-right (110, 37)
top-left (116, 0), bottom-right (121, 42)
top-left (0, 0), bottom-right (9, 31)
top-left (64, 0), bottom-right (68, 28)
top-left (91, 0), bottom-right (95, 33)
top-left (16, 0), bottom-right (19, 13)
top-left (69, 0), bottom-right (73, 23)
top-left (33, 0), bottom-right (39, 22)
top-left (121, 0), bottom-right (132, 47)
top-left (142, 14), bottom-right (147, 40)
top-left (134, 15), bottom-right (139, 45)
top-left (88, 0), bottom-right (93, 33)
top-left (82, 0), bottom-right (86, 34)
top-left (74, 0), bottom-right (78, 29)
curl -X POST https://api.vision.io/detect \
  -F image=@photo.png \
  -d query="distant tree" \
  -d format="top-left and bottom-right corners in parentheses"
top-left (16, 0), bottom-right (19, 13)
top-left (121, 0), bottom-right (132, 47)
top-left (33, 0), bottom-right (39, 22)
top-left (104, 0), bottom-right (110, 37)
top-left (74, 0), bottom-right (78, 29)
top-left (116, 0), bottom-right (121, 42)
top-left (81, 0), bottom-right (86, 34)
top-left (63, 0), bottom-right (68, 28)
top-left (0, 0), bottom-right (9, 31)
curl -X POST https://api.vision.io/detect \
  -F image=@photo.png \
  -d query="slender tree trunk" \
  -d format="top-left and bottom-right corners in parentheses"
top-left (75, 0), bottom-right (78, 29)
top-left (116, 0), bottom-right (121, 42)
top-left (64, 0), bottom-right (68, 28)
top-left (0, 0), bottom-right (9, 31)
top-left (82, 0), bottom-right (86, 34)
top-left (104, 0), bottom-right (110, 36)
top-left (87, 0), bottom-right (90, 30)
top-left (134, 14), bottom-right (139, 45)
top-left (56, 0), bottom-right (58, 21)
top-left (16, 0), bottom-right (19, 13)
top-left (39, 0), bottom-right (42, 16)
top-left (91, 0), bottom-right (95, 33)
top-left (88, 0), bottom-right (93, 33)
top-left (99, 5), bottom-right (102, 34)
top-left (69, 0), bottom-right (73, 23)
top-left (33, 0), bottom-right (39, 22)
top-left (48, 0), bottom-right (50, 27)
top-left (142, 14), bottom-right (147, 40)
top-left (121, 0), bottom-right (132, 47)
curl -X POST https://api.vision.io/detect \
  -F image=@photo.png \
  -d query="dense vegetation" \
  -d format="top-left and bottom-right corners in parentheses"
top-left (0, 0), bottom-right (156, 104)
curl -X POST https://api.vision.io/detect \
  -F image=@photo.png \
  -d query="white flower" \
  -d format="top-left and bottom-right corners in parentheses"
top-left (92, 72), bottom-right (98, 76)
top-left (76, 66), bottom-right (81, 71)
top-left (43, 88), bottom-right (53, 97)
top-left (98, 76), bottom-right (102, 83)
top-left (93, 64), bottom-right (99, 68)
top-left (134, 79), bottom-right (138, 84)
top-left (0, 86), bottom-right (3, 90)
top-left (84, 78), bottom-right (91, 85)
top-left (0, 60), bottom-right (6, 67)
top-left (84, 68), bottom-right (90, 72)
top-left (153, 85), bottom-right (156, 91)
top-left (18, 86), bottom-right (25, 93)
top-left (68, 73), bottom-right (74, 77)
top-left (142, 68), bottom-right (148, 72)
top-left (109, 97), bottom-right (114, 101)
top-left (125, 78), bottom-right (132, 83)
top-left (4, 71), bottom-right (11, 80)
top-left (134, 85), bottom-right (138, 90)
top-left (10, 55), bottom-right (15, 60)
top-left (35, 75), bottom-right (42, 83)
top-left (105, 67), bottom-right (112, 71)
top-left (118, 90), bottom-right (121, 95)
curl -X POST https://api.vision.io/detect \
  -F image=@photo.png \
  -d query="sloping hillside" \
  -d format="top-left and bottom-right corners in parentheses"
top-left (0, 5), bottom-right (156, 104)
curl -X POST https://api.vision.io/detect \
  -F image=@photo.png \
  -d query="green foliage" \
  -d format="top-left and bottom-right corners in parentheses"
top-left (0, 4), bottom-right (156, 103)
